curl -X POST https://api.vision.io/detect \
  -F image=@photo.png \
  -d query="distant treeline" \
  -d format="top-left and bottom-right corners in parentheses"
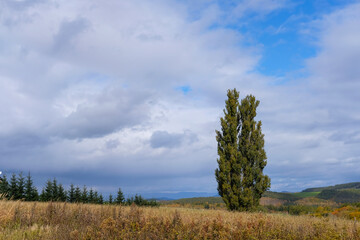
top-left (0, 172), bottom-right (158, 206)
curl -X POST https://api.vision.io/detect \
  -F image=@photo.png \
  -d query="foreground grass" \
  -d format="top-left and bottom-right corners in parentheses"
top-left (0, 201), bottom-right (359, 239)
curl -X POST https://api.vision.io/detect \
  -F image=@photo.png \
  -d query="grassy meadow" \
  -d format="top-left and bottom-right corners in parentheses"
top-left (0, 200), bottom-right (359, 240)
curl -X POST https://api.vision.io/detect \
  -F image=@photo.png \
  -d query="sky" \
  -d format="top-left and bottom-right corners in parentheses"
top-left (1, 0), bottom-right (360, 197)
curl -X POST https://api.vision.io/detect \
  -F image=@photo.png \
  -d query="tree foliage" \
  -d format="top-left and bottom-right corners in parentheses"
top-left (215, 89), bottom-right (270, 211)
top-left (25, 173), bottom-right (38, 201)
top-left (0, 174), bottom-right (9, 198)
top-left (116, 188), bottom-right (125, 204)
top-left (0, 172), bottom-right (158, 207)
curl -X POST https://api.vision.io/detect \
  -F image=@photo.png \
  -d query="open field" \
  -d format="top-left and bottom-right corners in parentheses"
top-left (0, 200), bottom-right (359, 239)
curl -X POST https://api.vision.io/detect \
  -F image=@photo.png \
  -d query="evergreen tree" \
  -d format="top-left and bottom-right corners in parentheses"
top-left (98, 194), bottom-right (104, 204)
top-left (17, 172), bottom-right (26, 200)
top-left (0, 174), bottom-right (9, 199)
top-left (81, 186), bottom-right (88, 203)
top-left (68, 184), bottom-right (75, 203)
top-left (74, 186), bottom-right (81, 202)
top-left (25, 173), bottom-right (33, 201)
top-left (94, 191), bottom-right (99, 204)
top-left (39, 188), bottom-right (46, 202)
top-left (108, 194), bottom-right (113, 204)
top-left (44, 179), bottom-right (53, 201)
top-left (134, 194), bottom-right (144, 205)
top-left (215, 89), bottom-right (270, 211)
top-left (116, 188), bottom-right (125, 204)
top-left (52, 179), bottom-right (58, 201)
top-left (9, 173), bottom-right (18, 200)
top-left (25, 172), bottom-right (38, 201)
top-left (88, 188), bottom-right (94, 203)
top-left (126, 196), bottom-right (134, 205)
top-left (32, 187), bottom-right (39, 202)
top-left (58, 184), bottom-right (67, 202)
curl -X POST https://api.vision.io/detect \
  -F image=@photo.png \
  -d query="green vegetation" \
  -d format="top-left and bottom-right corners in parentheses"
top-left (303, 182), bottom-right (360, 192)
top-left (0, 172), bottom-right (158, 207)
top-left (292, 191), bottom-right (320, 198)
top-left (162, 183), bottom-right (360, 214)
top-left (318, 189), bottom-right (360, 203)
top-left (215, 89), bottom-right (270, 211)
top-left (165, 197), bottom-right (223, 205)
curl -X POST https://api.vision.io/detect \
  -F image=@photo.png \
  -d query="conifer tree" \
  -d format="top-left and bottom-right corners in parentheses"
top-left (17, 172), bottom-right (26, 200)
top-left (0, 174), bottom-right (9, 198)
top-left (94, 190), bottom-right (99, 203)
top-left (9, 173), bottom-right (18, 200)
top-left (39, 188), bottom-right (46, 201)
top-left (126, 196), bottom-right (134, 205)
top-left (215, 89), bottom-right (270, 211)
top-left (116, 188), bottom-right (125, 204)
top-left (74, 186), bottom-right (81, 202)
top-left (134, 194), bottom-right (144, 205)
top-left (52, 179), bottom-right (58, 201)
top-left (81, 186), bottom-right (88, 203)
top-left (98, 194), bottom-right (104, 204)
top-left (68, 184), bottom-right (75, 203)
top-left (31, 187), bottom-right (39, 202)
top-left (25, 173), bottom-right (33, 201)
top-left (88, 188), bottom-right (94, 203)
top-left (108, 194), bottom-right (113, 204)
top-left (25, 172), bottom-right (38, 201)
top-left (44, 179), bottom-right (53, 201)
top-left (58, 184), bottom-right (67, 202)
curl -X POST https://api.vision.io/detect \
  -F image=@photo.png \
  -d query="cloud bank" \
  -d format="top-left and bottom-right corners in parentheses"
top-left (0, 0), bottom-right (359, 195)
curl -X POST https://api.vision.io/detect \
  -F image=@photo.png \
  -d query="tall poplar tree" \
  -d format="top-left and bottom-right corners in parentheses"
top-left (215, 89), bottom-right (270, 211)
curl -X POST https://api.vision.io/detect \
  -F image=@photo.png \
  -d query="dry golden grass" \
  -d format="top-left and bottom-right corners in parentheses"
top-left (260, 197), bottom-right (286, 206)
top-left (0, 200), bottom-right (359, 239)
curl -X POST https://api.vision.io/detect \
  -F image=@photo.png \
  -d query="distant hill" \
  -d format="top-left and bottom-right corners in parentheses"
top-left (164, 197), bottom-right (223, 205)
top-left (263, 191), bottom-right (302, 201)
top-left (161, 182), bottom-right (360, 206)
top-left (141, 192), bottom-right (218, 200)
top-left (317, 189), bottom-right (360, 203)
top-left (302, 182), bottom-right (360, 192)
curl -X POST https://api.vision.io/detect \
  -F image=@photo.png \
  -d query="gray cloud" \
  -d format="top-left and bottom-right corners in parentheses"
top-left (52, 18), bottom-right (89, 54)
top-left (0, 131), bottom-right (49, 156)
top-left (105, 139), bottom-right (120, 149)
top-left (54, 88), bottom-right (152, 139)
top-left (329, 131), bottom-right (360, 145)
top-left (150, 130), bottom-right (198, 149)
top-left (150, 131), bottom-right (183, 148)
top-left (3, 0), bottom-right (44, 11)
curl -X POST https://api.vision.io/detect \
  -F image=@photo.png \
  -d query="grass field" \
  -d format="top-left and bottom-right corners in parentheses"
top-left (0, 200), bottom-right (359, 239)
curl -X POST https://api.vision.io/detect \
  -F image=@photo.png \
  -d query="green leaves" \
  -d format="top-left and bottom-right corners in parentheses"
top-left (216, 89), bottom-right (270, 211)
